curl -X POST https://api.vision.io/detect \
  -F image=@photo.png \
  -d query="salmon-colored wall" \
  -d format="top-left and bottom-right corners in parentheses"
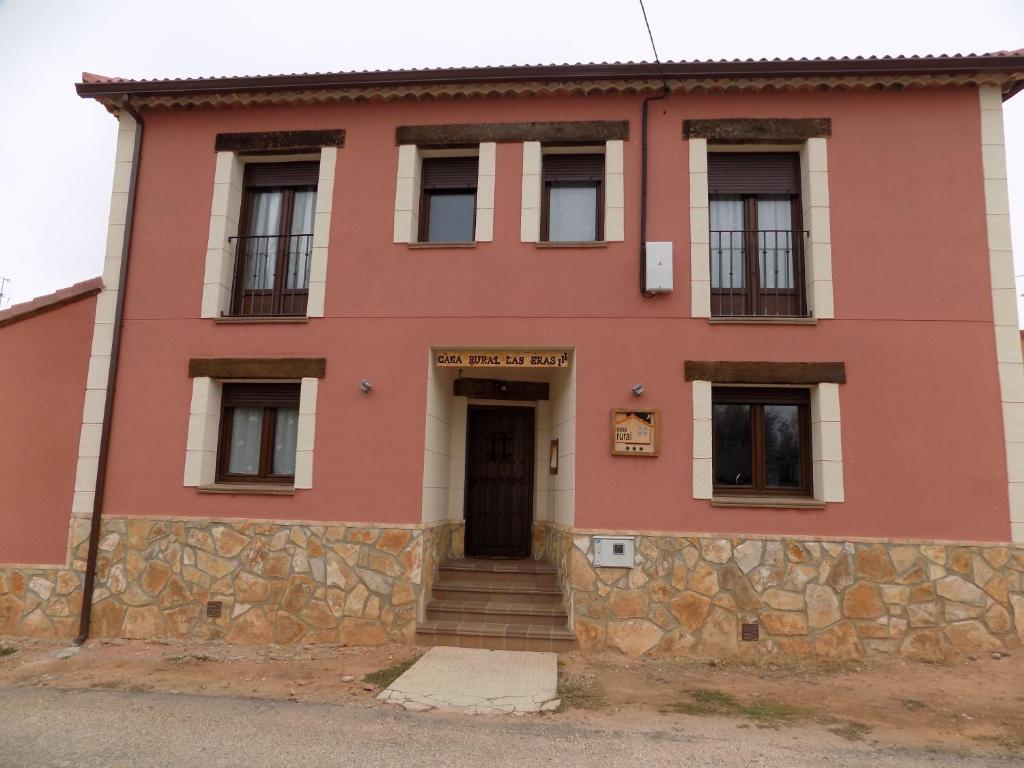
top-left (96, 85), bottom-right (1010, 542)
top-left (0, 297), bottom-right (94, 563)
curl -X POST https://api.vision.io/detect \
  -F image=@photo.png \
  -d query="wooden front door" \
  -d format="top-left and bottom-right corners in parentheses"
top-left (464, 406), bottom-right (535, 558)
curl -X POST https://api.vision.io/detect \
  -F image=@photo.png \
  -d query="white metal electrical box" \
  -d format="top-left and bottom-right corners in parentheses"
top-left (593, 536), bottom-right (635, 568)
top-left (645, 241), bottom-right (673, 293)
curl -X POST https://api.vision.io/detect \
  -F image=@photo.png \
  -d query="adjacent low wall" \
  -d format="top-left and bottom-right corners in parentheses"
top-left (546, 525), bottom-right (1024, 661)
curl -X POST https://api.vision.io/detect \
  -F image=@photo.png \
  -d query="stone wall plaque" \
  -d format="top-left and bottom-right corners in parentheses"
top-left (611, 409), bottom-right (659, 456)
top-left (435, 350), bottom-right (570, 368)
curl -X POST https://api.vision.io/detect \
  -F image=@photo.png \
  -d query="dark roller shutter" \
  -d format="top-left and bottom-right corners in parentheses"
top-left (707, 153), bottom-right (800, 194)
top-left (542, 153), bottom-right (605, 181)
top-left (422, 156), bottom-right (479, 189)
top-left (222, 383), bottom-right (301, 408)
top-left (244, 161), bottom-right (320, 188)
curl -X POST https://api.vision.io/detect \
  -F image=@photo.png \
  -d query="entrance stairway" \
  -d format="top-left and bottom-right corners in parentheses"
top-left (415, 558), bottom-right (578, 652)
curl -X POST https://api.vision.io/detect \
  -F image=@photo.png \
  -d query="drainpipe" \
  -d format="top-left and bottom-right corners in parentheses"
top-left (74, 96), bottom-right (144, 646)
top-left (639, 82), bottom-right (669, 297)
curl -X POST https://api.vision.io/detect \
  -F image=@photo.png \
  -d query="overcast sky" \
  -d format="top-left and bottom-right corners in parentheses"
top-left (0, 0), bottom-right (1022, 317)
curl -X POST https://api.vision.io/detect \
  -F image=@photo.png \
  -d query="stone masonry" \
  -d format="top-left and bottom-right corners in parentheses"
top-left (4, 516), bottom-right (1024, 661)
top-left (1, 518), bottom-right (464, 645)
top-left (545, 525), bottom-right (1024, 661)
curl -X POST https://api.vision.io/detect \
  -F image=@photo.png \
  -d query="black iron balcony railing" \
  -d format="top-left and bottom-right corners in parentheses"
top-left (710, 229), bottom-right (809, 318)
top-left (228, 233), bottom-right (313, 317)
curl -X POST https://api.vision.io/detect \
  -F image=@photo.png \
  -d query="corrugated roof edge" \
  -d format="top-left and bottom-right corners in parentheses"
top-left (75, 50), bottom-right (1024, 99)
top-left (0, 277), bottom-right (103, 330)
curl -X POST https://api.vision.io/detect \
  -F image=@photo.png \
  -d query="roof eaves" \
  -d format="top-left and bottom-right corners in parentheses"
top-left (74, 51), bottom-right (1024, 101)
top-left (0, 277), bottom-right (103, 330)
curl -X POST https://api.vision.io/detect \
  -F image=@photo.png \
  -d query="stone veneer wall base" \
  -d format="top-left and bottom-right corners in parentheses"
top-left (545, 525), bottom-right (1024, 661)
top-left (1, 518), bottom-right (465, 645)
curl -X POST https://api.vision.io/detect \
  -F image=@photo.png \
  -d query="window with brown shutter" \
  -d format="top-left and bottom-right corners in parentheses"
top-left (230, 162), bottom-right (319, 317)
top-left (707, 152), bottom-right (807, 317)
top-left (418, 156), bottom-right (478, 242)
top-left (217, 383), bottom-right (301, 484)
top-left (541, 153), bottom-right (604, 242)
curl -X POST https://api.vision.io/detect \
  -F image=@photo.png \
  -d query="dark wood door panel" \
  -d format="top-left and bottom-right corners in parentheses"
top-left (464, 406), bottom-right (535, 558)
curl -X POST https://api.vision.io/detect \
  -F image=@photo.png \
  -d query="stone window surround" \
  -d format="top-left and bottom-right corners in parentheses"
top-left (183, 376), bottom-right (319, 490)
top-left (520, 141), bottom-right (625, 243)
top-left (979, 85), bottom-right (1024, 544)
top-left (688, 137), bottom-right (833, 320)
top-left (692, 380), bottom-right (844, 504)
top-left (200, 148), bottom-right (337, 320)
top-left (393, 144), bottom-right (496, 244)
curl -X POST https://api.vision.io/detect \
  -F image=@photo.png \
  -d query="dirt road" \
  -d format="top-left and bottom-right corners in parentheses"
top-left (0, 639), bottom-right (1021, 765)
top-left (2, 685), bottom-right (1021, 768)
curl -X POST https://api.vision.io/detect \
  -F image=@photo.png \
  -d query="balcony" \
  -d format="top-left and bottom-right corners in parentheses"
top-left (710, 230), bottom-right (809, 318)
top-left (228, 234), bottom-right (312, 318)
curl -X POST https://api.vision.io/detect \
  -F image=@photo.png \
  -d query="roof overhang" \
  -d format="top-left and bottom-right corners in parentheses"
top-left (76, 52), bottom-right (1024, 113)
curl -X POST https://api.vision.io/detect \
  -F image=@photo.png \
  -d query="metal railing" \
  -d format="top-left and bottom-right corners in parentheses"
top-left (228, 234), bottom-right (312, 317)
top-left (709, 230), bottom-right (809, 318)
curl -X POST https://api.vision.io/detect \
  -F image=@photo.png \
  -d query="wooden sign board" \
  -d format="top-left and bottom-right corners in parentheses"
top-left (611, 409), bottom-right (659, 456)
top-left (435, 350), bottom-right (569, 369)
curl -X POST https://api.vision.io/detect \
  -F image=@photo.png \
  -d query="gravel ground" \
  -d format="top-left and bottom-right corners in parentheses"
top-left (1, 686), bottom-right (1021, 768)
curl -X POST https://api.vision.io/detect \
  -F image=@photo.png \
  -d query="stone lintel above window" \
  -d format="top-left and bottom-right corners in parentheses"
top-left (188, 357), bottom-right (326, 379)
top-left (214, 129), bottom-right (345, 155)
top-left (395, 120), bottom-right (629, 147)
top-left (684, 360), bottom-right (846, 385)
top-left (683, 118), bottom-right (831, 144)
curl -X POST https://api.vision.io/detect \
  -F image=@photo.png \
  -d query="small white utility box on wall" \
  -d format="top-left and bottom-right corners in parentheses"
top-left (593, 536), bottom-right (635, 568)
top-left (645, 242), bottom-right (673, 293)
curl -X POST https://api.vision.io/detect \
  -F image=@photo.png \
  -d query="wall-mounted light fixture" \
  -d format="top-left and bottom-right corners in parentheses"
top-left (632, 382), bottom-right (645, 397)
top-left (360, 379), bottom-right (373, 394)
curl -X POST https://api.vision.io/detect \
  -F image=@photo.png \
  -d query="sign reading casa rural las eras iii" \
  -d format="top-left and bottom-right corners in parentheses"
top-left (434, 350), bottom-right (569, 368)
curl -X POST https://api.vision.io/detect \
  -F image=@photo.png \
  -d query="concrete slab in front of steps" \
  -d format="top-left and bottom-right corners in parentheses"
top-left (377, 646), bottom-right (560, 715)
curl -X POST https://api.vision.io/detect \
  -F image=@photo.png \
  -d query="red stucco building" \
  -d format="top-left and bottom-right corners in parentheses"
top-left (2, 52), bottom-right (1023, 659)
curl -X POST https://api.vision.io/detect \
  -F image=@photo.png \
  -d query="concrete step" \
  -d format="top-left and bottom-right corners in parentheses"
top-left (430, 579), bottom-right (565, 605)
top-left (426, 598), bottom-right (569, 628)
top-left (415, 620), bottom-right (578, 653)
top-left (436, 559), bottom-right (559, 587)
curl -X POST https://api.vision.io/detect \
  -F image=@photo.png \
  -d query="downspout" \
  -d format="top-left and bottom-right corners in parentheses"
top-left (639, 82), bottom-right (669, 297)
top-left (74, 95), bottom-right (144, 646)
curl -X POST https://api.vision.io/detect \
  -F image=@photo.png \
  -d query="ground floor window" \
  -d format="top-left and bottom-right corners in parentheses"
top-left (712, 386), bottom-right (811, 496)
top-left (217, 383), bottom-right (300, 484)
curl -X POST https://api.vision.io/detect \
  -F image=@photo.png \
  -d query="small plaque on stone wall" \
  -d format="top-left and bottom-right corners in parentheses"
top-left (611, 409), bottom-right (659, 456)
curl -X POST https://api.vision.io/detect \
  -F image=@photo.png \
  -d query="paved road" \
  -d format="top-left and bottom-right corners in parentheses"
top-left (0, 686), bottom-right (1020, 768)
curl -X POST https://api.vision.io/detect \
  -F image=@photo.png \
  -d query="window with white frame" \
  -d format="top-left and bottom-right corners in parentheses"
top-left (184, 374), bottom-right (319, 490)
top-left (394, 144), bottom-right (495, 244)
top-left (202, 141), bottom-right (338, 320)
top-left (686, 120), bottom-right (833, 320)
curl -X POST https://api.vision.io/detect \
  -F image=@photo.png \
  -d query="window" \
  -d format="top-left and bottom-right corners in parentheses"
top-left (708, 153), bottom-right (806, 317)
top-left (712, 387), bottom-right (811, 497)
top-left (541, 153), bottom-right (604, 242)
top-left (217, 383), bottom-right (300, 484)
top-left (419, 156), bottom-right (478, 242)
top-left (231, 162), bottom-right (318, 317)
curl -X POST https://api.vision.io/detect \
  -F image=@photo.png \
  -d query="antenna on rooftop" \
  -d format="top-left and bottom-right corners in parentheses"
top-left (0, 278), bottom-right (9, 309)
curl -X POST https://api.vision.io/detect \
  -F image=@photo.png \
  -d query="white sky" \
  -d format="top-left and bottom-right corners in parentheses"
top-left (0, 0), bottom-right (1022, 316)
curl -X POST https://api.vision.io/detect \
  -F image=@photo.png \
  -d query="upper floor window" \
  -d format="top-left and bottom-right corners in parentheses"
top-left (713, 386), bottom-right (811, 497)
top-left (217, 383), bottom-right (300, 484)
top-left (541, 153), bottom-right (604, 242)
top-left (419, 156), bottom-right (478, 243)
top-left (231, 162), bottom-right (318, 317)
top-left (708, 153), bottom-right (807, 317)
